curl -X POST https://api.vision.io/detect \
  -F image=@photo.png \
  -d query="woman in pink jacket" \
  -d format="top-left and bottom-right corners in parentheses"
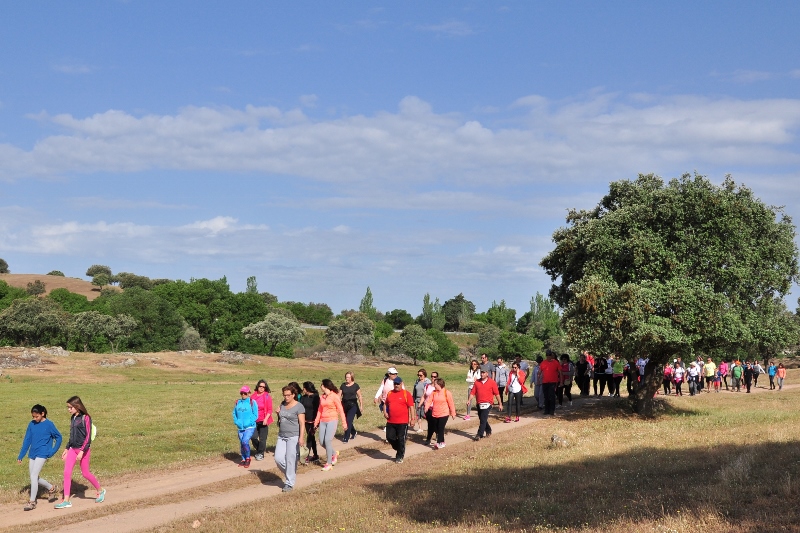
top-left (250, 379), bottom-right (274, 461)
top-left (423, 378), bottom-right (456, 450)
top-left (314, 379), bottom-right (347, 471)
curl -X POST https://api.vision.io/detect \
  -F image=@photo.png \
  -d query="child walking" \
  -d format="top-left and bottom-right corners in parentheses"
top-left (232, 386), bottom-right (258, 468)
top-left (56, 396), bottom-right (105, 509)
top-left (18, 404), bottom-right (62, 511)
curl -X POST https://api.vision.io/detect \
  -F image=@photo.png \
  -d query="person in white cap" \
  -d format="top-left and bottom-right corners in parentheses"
top-left (374, 368), bottom-right (404, 432)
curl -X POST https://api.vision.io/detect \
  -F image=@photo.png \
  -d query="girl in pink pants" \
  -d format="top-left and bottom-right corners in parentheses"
top-left (55, 396), bottom-right (105, 509)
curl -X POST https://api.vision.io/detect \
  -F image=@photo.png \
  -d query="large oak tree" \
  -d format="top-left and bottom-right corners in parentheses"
top-left (541, 173), bottom-right (799, 414)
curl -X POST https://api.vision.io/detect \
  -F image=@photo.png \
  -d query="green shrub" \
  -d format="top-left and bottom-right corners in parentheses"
top-left (47, 270), bottom-right (65, 276)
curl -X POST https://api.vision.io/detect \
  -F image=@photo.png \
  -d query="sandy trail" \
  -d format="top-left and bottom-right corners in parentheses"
top-left (0, 408), bottom-right (534, 533)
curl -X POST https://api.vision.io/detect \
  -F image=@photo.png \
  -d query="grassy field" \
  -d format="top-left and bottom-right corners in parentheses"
top-left (146, 374), bottom-right (800, 533)
top-left (4, 349), bottom-right (799, 532)
top-left (0, 349), bottom-right (470, 504)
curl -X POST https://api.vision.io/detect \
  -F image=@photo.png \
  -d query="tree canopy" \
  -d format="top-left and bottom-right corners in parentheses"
top-left (242, 313), bottom-right (305, 356)
top-left (540, 173), bottom-right (799, 414)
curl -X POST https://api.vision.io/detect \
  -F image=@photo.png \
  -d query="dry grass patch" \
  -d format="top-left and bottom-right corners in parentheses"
top-left (148, 381), bottom-right (800, 532)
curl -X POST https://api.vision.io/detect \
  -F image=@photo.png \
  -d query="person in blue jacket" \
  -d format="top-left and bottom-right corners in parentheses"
top-left (17, 404), bottom-right (62, 511)
top-left (232, 386), bottom-right (258, 468)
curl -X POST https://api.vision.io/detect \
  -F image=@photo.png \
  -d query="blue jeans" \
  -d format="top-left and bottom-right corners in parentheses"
top-left (238, 427), bottom-right (255, 460)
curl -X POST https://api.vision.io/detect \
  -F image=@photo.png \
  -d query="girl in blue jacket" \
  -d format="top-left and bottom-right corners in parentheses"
top-left (17, 404), bottom-right (62, 511)
top-left (232, 386), bottom-right (258, 468)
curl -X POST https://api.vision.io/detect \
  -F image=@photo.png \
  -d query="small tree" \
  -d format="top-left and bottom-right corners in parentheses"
top-left (0, 258), bottom-right (8, 274)
top-left (86, 264), bottom-right (112, 277)
top-left (325, 313), bottom-right (375, 353)
top-left (359, 286), bottom-right (377, 321)
top-left (385, 309), bottom-right (414, 330)
top-left (0, 297), bottom-right (69, 346)
top-left (26, 280), bottom-right (46, 297)
top-left (116, 272), bottom-right (153, 290)
top-left (47, 270), bottom-right (65, 277)
top-left (179, 324), bottom-right (207, 351)
top-left (92, 273), bottom-right (110, 290)
top-left (242, 313), bottom-right (305, 356)
top-left (399, 324), bottom-right (437, 365)
top-left (246, 276), bottom-right (258, 295)
top-left (105, 314), bottom-right (138, 353)
top-left (72, 311), bottom-right (111, 352)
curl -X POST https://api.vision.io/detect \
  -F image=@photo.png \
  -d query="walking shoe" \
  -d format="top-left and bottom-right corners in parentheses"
top-left (255, 454), bottom-right (264, 461)
top-left (352, 431), bottom-right (357, 440)
top-left (437, 442), bottom-right (446, 449)
top-left (423, 440), bottom-right (431, 446)
top-left (331, 452), bottom-right (339, 465)
top-left (54, 500), bottom-right (72, 509)
top-left (463, 415), bottom-right (471, 420)
top-left (321, 464), bottom-right (333, 471)
top-left (342, 438), bottom-right (349, 443)
top-left (504, 417), bottom-right (512, 423)
top-left (569, 401), bottom-right (573, 406)
top-left (95, 489), bottom-right (106, 503)
top-left (514, 417), bottom-right (520, 422)
top-left (395, 458), bottom-right (404, 464)
top-left (24, 501), bottom-right (37, 511)
top-left (282, 485), bottom-right (294, 492)
top-left (244, 458), bottom-right (251, 468)
top-left (238, 459), bottom-right (246, 467)
top-left (47, 485), bottom-right (59, 502)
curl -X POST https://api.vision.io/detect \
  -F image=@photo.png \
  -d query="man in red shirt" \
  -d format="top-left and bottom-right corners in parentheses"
top-left (382, 377), bottom-right (416, 463)
top-left (539, 349), bottom-right (563, 415)
top-left (469, 369), bottom-right (503, 440)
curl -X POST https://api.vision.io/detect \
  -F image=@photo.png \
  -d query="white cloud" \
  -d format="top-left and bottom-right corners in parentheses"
top-left (52, 63), bottom-right (93, 74)
top-left (416, 20), bottom-right (475, 37)
top-left (299, 94), bottom-right (318, 108)
top-left (1, 94), bottom-right (799, 193)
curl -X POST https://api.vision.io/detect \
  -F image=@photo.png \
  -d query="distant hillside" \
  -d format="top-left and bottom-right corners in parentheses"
top-left (0, 274), bottom-right (120, 301)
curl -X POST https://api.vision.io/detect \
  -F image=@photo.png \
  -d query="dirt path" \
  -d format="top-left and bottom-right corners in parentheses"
top-left (3, 383), bottom-right (792, 533)
top-left (0, 408), bottom-right (538, 533)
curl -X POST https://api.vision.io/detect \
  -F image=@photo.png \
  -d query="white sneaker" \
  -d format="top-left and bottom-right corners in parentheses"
top-left (438, 442), bottom-right (446, 448)
top-left (569, 401), bottom-right (573, 406)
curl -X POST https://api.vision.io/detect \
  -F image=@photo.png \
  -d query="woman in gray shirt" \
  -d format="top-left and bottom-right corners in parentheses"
top-left (274, 385), bottom-right (306, 492)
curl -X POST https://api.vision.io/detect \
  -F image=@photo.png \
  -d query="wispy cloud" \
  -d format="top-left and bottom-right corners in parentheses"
top-left (52, 63), bottom-right (93, 74)
top-left (416, 20), bottom-right (475, 37)
top-left (67, 197), bottom-right (192, 210)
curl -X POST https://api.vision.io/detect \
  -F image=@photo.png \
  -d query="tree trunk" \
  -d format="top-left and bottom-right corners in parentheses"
top-left (631, 359), bottom-right (663, 417)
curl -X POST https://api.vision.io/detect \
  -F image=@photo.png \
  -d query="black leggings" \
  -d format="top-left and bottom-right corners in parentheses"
top-left (250, 421), bottom-right (269, 455)
top-left (433, 415), bottom-right (449, 444)
top-left (662, 379), bottom-right (671, 395)
top-left (304, 421), bottom-right (318, 457)
top-left (506, 391), bottom-right (522, 417)
top-left (425, 409), bottom-right (436, 442)
top-left (594, 374), bottom-right (606, 395)
top-left (556, 383), bottom-right (572, 405)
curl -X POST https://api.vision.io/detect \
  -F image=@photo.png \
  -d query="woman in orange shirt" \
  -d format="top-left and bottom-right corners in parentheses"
top-left (423, 378), bottom-right (456, 449)
top-left (314, 379), bottom-right (347, 471)
top-left (777, 363), bottom-right (787, 391)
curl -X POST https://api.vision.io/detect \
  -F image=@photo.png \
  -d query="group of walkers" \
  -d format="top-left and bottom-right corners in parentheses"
top-left (16, 396), bottom-right (106, 511)
top-left (18, 352), bottom-right (789, 509)
top-left (660, 357), bottom-right (787, 396)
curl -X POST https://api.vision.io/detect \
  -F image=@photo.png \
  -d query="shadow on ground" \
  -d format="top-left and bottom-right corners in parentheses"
top-left (365, 440), bottom-right (800, 531)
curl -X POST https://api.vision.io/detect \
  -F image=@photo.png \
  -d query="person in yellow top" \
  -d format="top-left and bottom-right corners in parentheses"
top-left (703, 358), bottom-right (717, 393)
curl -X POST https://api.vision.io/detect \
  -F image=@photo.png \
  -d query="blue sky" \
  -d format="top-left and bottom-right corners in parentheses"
top-left (1, 2), bottom-right (799, 317)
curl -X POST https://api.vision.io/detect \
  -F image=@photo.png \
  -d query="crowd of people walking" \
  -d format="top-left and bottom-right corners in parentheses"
top-left (16, 352), bottom-right (789, 509)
